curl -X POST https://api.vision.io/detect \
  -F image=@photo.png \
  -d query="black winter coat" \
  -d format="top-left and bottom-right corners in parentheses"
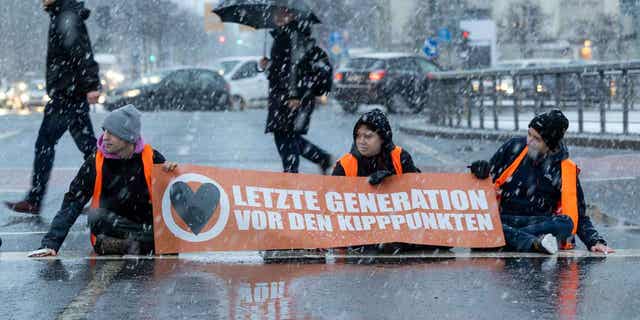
top-left (41, 150), bottom-right (165, 252)
top-left (264, 20), bottom-right (328, 135)
top-left (489, 137), bottom-right (606, 248)
top-left (45, 0), bottom-right (101, 100)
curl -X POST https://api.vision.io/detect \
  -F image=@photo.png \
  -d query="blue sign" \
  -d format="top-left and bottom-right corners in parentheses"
top-left (329, 32), bottom-right (342, 45)
top-left (437, 27), bottom-right (451, 42)
top-left (422, 37), bottom-right (439, 59)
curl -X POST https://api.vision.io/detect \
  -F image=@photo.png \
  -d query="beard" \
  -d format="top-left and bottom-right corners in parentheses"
top-left (527, 146), bottom-right (543, 160)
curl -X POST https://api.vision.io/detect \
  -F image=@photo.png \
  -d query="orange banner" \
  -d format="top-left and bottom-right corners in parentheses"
top-left (151, 165), bottom-right (505, 254)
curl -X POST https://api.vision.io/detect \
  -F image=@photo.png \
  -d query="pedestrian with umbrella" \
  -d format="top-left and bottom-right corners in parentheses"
top-left (214, 0), bottom-right (334, 174)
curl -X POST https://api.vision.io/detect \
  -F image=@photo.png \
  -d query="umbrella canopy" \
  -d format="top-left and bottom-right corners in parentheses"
top-left (213, 0), bottom-right (321, 29)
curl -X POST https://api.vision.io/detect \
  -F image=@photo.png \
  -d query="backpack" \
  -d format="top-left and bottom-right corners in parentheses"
top-left (302, 45), bottom-right (333, 96)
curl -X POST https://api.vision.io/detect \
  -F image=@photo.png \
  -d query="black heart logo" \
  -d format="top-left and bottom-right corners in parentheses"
top-left (170, 182), bottom-right (221, 235)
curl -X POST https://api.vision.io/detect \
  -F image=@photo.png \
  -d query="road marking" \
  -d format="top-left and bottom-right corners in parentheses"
top-left (56, 260), bottom-right (125, 320)
top-left (0, 231), bottom-right (48, 236)
top-left (583, 176), bottom-right (638, 182)
top-left (0, 130), bottom-right (21, 140)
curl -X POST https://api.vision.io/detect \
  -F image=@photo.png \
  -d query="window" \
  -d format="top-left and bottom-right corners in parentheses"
top-left (415, 59), bottom-right (440, 73)
top-left (345, 58), bottom-right (385, 70)
top-left (162, 70), bottom-right (191, 89)
top-left (387, 58), bottom-right (418, 72)
top-left (232, 62), bottom-right (259, 80)
top-left (193, 70), bottom-right (224, 89)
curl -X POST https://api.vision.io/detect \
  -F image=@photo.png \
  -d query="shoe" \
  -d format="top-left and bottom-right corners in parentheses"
top-left (4, 200), bottom-right (40, 215)
top-left (533, 234), bottom-right (558, 255)
top-left (319, 156), bottom-right (334, 175)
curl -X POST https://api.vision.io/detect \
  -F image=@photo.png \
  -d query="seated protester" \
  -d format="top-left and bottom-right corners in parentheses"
top-left (29, 105), bottom-right (178, 257)
top-left (469, 109), bottom-right (614, 255)
top-left (333, 109), bottom-right (426, 254)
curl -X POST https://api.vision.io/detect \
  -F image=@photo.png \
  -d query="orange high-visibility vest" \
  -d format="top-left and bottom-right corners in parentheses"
top-left (339, 146), bottom-right (403, 177)
top-left (494, 146), bottom-right (579, 250)
top-left (90, 145), bottom-right (154, 246)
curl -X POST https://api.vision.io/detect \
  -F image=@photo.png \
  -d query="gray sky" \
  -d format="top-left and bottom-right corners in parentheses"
top-left (171, 0), bottom-right (214, 16)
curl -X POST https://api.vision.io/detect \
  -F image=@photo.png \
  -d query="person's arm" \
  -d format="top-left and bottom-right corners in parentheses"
top-left (57, 11), bottom-right (101, 96)
top-left (400, 150), bottom-right (421, 173)
top-left (39, 156), bottom-right (96, 253)
top-left (575, 179), bottom-right (614, 253)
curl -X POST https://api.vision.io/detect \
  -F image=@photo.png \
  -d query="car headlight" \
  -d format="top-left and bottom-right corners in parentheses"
top-left (17, 82), bottom-right (27, 91)
top-left (123, 89), bottom-right (141, 98)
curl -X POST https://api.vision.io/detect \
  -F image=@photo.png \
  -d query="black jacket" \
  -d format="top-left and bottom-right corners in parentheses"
top-left (333, 109), bottom-right (420, 176)
top-left (489, 137), bottom-right (606, 248)
top-left (41, 149), bottom-right (165, 252)
top-left (265, 20), bottom-right (324, 134)
top-left (45, 0), bottom-right (101, 100)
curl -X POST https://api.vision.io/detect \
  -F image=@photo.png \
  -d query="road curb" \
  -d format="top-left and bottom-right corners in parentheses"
top-left (399, 122), bottom-right (640, 150)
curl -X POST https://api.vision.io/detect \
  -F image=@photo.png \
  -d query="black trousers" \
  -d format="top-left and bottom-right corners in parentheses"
top-left (273, 132), bottom-right (331, 173)
top-left (87, 208), bottom-right (154, 245)
top-left (27, 98), bottom-right (96, 206)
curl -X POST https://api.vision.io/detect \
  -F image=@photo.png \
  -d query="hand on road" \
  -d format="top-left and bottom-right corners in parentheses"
top-left (163, 161), bottom-right (178, 172)
top-left (591, 243), bottom-right (615, 254)
top-left (287, 99), bottom-right (301, 110)
top-left (87, 91), bottom-right (101, 104)
top-left (28, 248), bottom-right (57, 257)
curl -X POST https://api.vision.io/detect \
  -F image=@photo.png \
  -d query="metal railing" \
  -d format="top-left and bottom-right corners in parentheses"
top-left (424, 61), bottom-right (640, 135)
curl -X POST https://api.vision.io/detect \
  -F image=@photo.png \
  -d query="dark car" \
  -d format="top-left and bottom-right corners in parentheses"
top-left (105, 68), bottom-right (231, 111)
top-left (333, 53), bottom-right (441, 114)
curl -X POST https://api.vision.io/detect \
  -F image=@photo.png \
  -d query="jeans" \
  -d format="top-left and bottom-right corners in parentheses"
top-left (502, 215), bottom-right (574, 251)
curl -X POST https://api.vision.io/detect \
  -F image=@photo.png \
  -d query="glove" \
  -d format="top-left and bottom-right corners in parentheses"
top-left (368, 170), bottom-right (393, 185)
top-left (469, 160), bottom-right (490, 179)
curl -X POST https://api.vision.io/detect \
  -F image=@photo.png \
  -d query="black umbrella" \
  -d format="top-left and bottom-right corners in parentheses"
top-left (213, 0), bottom-right (321, 30)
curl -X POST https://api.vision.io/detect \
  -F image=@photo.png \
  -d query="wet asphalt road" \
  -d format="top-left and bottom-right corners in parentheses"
top-left (1, 103), bottom-right (640, 319)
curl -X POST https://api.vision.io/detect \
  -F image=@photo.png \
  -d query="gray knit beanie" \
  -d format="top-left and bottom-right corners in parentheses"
top-left (102, 104), bottom-right (141, 143)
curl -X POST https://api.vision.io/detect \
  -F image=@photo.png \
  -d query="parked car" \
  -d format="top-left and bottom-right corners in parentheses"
top-left (212, 56), bottom-right (268, 110)
top-left (105, 68), bottom-right (231, 111)
top-left (333, 52), bottom-right (441, 113)
top-left (5, 78), bottom-right (49, 110)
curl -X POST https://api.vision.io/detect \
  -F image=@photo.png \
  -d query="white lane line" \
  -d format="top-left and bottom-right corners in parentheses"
top-left (0, 130), bottom-right (21, 140)
top-left (0, 231), bottom-right (49, 236)
top-left (583, 176), bottom-right (638, 182)
top-left (0, 189), bottom-right (25, 193)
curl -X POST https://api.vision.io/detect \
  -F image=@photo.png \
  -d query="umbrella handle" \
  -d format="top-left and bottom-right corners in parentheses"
top-left (263, 31), bottom-right (268, 57)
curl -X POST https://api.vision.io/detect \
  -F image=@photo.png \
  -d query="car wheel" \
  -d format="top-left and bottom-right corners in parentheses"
top-left (231, 95), bottom-right (246, 111)
top-left (341, 101), bottom-right (358, 113)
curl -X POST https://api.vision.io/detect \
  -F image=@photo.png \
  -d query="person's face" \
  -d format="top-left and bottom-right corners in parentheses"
top-left (43, 0), bottom-right (56, 8)
top-left (356, 125), bottom-right (383, 157)
top-left (527, 128), bottom-right (549, 159)
top-left (273, 9), bottom-right (295, 27)
top-left (102, 130), bottom-right (131, 154)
